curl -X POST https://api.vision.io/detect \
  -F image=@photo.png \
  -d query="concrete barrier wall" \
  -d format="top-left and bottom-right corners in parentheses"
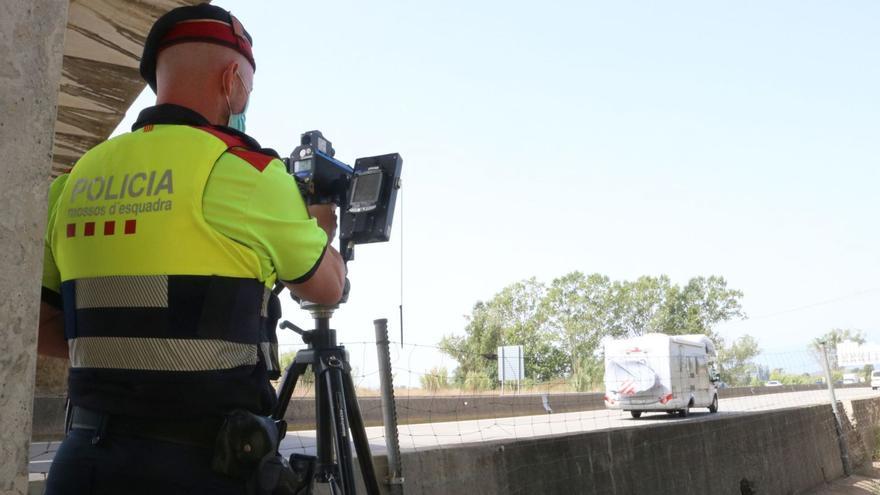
top-left (395, 405), bottom-right (848, 495)
top-left (29, 395), bottom-right (880, 494)
top-left (842, 396), bottom-right (880, 469)
top-left (282, 383), bottom-right (860, 430)
top-left (31, 383), bottom-right (866, 439)
top-left (283, 392), bottom-right (604, 429)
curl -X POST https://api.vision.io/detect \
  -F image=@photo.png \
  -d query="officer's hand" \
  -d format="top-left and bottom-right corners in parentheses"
top-left (308, 203), bottom-right (338, 242)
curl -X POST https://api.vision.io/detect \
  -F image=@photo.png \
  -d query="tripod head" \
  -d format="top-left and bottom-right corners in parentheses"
top-left (300, 301), bottom-right (339, 320)
top-left (280, 300), bottom-right (343, 350)
top-left (279, 277), bottom-right (349, 344)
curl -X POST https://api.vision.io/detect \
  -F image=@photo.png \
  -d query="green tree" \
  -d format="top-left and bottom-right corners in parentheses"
top-left (439, 278), bottom-right (568, 385)
top-left (615, 275), bottom-right (670, 336)
top-left (863, 364), bottom-right (874, 384)
top-left (652, 276), bottom-right (746, 341)
top-left (540, 272), bottom-right (623, 382)
top-left (812, 328), bottom-right (867, 348)
top-left (716, 335), bottom-right (760, 386)
top-left (441, 273), bottom-right (746, 388)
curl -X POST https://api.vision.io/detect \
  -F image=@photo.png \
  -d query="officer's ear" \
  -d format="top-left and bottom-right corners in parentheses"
top-left (220, 62), bottom-right (240, 101)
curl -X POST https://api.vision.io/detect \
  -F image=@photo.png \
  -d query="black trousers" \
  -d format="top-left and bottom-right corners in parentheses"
top-left (44, 428), bottom-right (248, 495)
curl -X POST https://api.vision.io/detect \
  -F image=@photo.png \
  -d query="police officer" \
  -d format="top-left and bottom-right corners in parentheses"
top-left (38, 4), bottom-right (345, 493)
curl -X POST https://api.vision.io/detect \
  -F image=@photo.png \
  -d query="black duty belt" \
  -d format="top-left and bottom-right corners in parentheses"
top-left (69, 406), bottom-right (223, 449)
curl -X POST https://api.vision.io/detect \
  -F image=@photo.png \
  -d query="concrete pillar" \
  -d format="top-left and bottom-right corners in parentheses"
top-left (0, 0), bottom-right (69, 493)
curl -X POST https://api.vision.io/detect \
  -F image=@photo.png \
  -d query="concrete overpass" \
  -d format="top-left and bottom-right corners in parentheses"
top-left (1, 2), bottom-right (201, 493)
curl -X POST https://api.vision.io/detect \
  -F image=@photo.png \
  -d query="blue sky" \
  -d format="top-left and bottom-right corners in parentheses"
top-left (115, 1), bottom-right (880, 382)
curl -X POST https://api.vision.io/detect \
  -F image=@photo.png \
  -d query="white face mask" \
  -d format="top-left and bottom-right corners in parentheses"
top-left (225, 71), bottom-right (250, 132)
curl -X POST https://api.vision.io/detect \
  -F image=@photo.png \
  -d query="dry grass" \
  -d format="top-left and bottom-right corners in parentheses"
top-left (273, 379), bottom-right (599, 398)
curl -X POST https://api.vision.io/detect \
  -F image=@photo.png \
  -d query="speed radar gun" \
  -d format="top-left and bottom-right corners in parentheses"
top-left (263, 131), bottom-right (402, 495)
top-left (284, 130), bottom-right (402, 262)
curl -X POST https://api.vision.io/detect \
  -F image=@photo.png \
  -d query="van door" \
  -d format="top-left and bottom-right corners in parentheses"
top-left (696, 355), bottom-right (711, 405)
top-left (686, 355), bottom-right (697, 403)
top-left (672, 345), bottom-right (683, 404)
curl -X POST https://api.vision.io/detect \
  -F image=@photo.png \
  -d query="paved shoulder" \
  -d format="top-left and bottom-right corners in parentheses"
top-left (805, 462), bottom-right (880, 494)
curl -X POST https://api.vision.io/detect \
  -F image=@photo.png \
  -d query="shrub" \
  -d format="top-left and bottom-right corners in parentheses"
top-left (571, 356), bottom-right (604, 392)
top-left (463, 370), bottom-right (493, 392)
top-left (420, 367), bottom-right (450, 392)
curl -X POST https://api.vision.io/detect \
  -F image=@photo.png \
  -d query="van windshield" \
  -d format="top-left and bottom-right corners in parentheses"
top-left (872, 371), bottom-right (880, 377)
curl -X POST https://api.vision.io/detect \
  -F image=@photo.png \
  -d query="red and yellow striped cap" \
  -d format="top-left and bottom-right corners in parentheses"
top-left (140, 3), bottom-right (255, 92)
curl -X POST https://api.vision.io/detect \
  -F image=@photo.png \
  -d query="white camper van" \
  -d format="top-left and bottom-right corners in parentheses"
top-left (604, 333), bottom-right (719, 418)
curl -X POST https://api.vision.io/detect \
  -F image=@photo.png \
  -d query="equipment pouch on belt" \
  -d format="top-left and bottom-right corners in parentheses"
top-left (212, 409), bottom-right (313, 494)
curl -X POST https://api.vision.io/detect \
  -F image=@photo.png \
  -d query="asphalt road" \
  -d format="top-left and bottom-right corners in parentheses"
top-left (29, 386), bottom-right (880, 476)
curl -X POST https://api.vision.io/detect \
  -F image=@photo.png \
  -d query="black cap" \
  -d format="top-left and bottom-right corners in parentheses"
top-left (140, 3), bottom-right (255, 92)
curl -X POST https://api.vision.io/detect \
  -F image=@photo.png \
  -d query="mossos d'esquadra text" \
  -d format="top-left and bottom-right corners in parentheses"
top-left (66, 169), bottom-right (175, 218)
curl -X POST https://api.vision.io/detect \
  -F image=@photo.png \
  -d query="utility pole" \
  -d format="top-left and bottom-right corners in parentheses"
top-left (820, 340), bottom-right (852, 477)
top-left (374, 319), bottom-right (404, 494)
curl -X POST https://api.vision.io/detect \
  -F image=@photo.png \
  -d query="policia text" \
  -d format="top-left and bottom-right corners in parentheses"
top-left (66, 169), bottom-right (174, 218)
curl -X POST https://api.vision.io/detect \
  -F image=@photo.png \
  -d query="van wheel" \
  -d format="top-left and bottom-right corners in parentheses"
top-left (630, 411), bottom-right (642, 419)
top-left (708, 395), bottom-right (719, 413)
top-left (678, 407), bottom-right (690, 418)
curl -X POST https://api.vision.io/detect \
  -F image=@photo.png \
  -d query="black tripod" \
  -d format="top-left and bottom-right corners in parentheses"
top-left (271, 302), bottom-right (381, 495)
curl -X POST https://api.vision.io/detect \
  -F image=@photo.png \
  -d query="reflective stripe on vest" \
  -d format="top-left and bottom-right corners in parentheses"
top-left (69, 337), bottom-right (258, 371)
top-left (52, 125), bottom-right (278, 375)
top-left (75, 275), bottom-right (169, 309)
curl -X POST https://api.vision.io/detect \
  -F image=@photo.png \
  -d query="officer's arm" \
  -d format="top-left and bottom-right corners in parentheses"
top-left (38, 302), bottom-right (67, 358)
top-left (285, 202), bottom-right (345, 303)
top-left (285, 246), bottom-right (346, 304)
top-left (39, 174), bottom-right (69, 359)
top-left (208, 157), bottom-right (346, 304)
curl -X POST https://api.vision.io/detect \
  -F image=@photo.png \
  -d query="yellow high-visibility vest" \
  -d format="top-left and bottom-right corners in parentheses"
top-left (49, 124), bottom-right (283, 417)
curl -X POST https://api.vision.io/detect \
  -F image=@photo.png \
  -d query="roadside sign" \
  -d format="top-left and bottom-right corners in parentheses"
top-left (836, 341), bottom-right (880, 367)
top-left (498, 345), bottom-right (524, 382)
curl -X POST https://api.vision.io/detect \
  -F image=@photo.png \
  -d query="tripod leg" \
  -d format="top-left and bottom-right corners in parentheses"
top-left (315, 357), bottom-right (339, 485)
top-left (273, 354), bottom-right (311, 421)
top-left (341, 368), bottom-right (381, 495)
top-left (327, 361), bottom-right (357, 494)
